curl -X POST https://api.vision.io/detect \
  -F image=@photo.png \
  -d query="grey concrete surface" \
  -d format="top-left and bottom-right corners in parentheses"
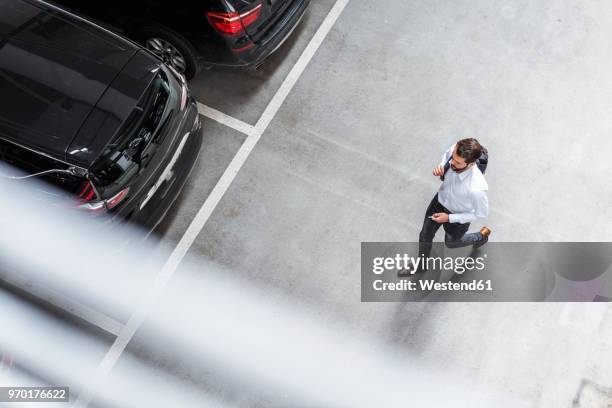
top-left (153, 0), bottom-right (612, 406)
top-left (154, 118), bottom-right (246, 246)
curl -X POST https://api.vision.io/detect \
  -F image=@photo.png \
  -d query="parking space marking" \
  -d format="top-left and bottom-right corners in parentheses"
top-left (197, 102), bottom-right (254, 136)
top-left (0, 275), bottom-right (123, 337)
top-left (75, 1), bottom-right (350, 406)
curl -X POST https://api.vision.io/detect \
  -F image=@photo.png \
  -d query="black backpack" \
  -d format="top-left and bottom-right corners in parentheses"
top-left (440, 147), bottom-right (488, 181)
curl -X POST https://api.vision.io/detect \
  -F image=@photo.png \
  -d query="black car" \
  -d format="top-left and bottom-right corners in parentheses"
top-left (50, 0), bottom-right (310, 79)
top-left (0, 0), bottom-right (202, 231)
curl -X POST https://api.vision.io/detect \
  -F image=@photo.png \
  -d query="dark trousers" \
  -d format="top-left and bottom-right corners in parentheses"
top-left (418, 194), bottom-right (485, 258)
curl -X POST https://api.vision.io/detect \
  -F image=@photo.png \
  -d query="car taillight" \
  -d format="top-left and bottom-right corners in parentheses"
top-left (238, 4), bottom-right (262, 27)
top-left (78, 180), bottom-right (95, 202)
top-left (106, 187), bottom-right (130, 210)
top-left (206, 3), bottom-right (262, 36)
top-left (76, 180), bottom-right (129, 213)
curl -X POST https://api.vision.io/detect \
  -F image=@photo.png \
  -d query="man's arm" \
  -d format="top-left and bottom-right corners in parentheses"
top-left (447, 190), bottom-right (489, 224)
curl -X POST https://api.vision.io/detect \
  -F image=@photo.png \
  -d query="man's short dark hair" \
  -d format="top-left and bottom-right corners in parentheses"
top-left (456, 138), bottom-right (483, 164)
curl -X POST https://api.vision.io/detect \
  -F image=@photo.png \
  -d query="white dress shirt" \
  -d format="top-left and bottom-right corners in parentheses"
top-left (437, 144), bottom-right (489, 224)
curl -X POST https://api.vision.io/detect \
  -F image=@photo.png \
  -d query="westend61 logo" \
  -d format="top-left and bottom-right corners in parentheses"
top-left (372, 254), bottom-right (486, 275)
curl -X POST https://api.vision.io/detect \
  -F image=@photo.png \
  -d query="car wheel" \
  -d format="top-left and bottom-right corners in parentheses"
top-left (137, 27), bottom-right (201, 80)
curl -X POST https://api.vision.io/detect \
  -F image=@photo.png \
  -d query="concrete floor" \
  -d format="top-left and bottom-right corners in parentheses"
top-left (146, 0), bottom-right (612, 406)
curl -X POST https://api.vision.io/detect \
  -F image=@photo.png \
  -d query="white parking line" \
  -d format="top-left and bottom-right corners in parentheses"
top-left (0, 273), bottom-right (123, 337)
top-left (197, 102), bottom-right (255, 136)
top-left (75, 1), bottom-right (350, 406)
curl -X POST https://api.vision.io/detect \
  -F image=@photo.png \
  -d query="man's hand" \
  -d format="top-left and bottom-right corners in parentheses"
top-left (433, 165), bottom-right (445, 177)
top-left (431, 213), bottom-right (449, 223)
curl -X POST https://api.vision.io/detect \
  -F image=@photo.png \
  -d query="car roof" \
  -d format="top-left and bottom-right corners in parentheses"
top-left (0, 0), bottom-right (139, 164)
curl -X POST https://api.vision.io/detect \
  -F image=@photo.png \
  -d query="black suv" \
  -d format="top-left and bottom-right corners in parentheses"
top-left (51, 0), bottom-right (311, 79)
top-left (0, 0), bottom-right (202, 231)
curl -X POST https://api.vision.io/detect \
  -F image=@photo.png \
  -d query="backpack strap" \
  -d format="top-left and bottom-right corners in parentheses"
top-left (440, 157), bottom-right (452, 181)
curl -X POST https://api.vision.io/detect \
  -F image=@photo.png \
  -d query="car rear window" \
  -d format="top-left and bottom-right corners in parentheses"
top-left (90, 70), bottom-right (176, 195)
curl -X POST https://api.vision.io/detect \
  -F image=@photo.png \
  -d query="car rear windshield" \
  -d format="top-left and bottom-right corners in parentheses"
top-left (89, 70), bottom-right (176, 196)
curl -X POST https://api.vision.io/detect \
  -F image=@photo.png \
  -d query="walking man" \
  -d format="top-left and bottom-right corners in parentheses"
top-left (405, 138), bottom-right (491, 273)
